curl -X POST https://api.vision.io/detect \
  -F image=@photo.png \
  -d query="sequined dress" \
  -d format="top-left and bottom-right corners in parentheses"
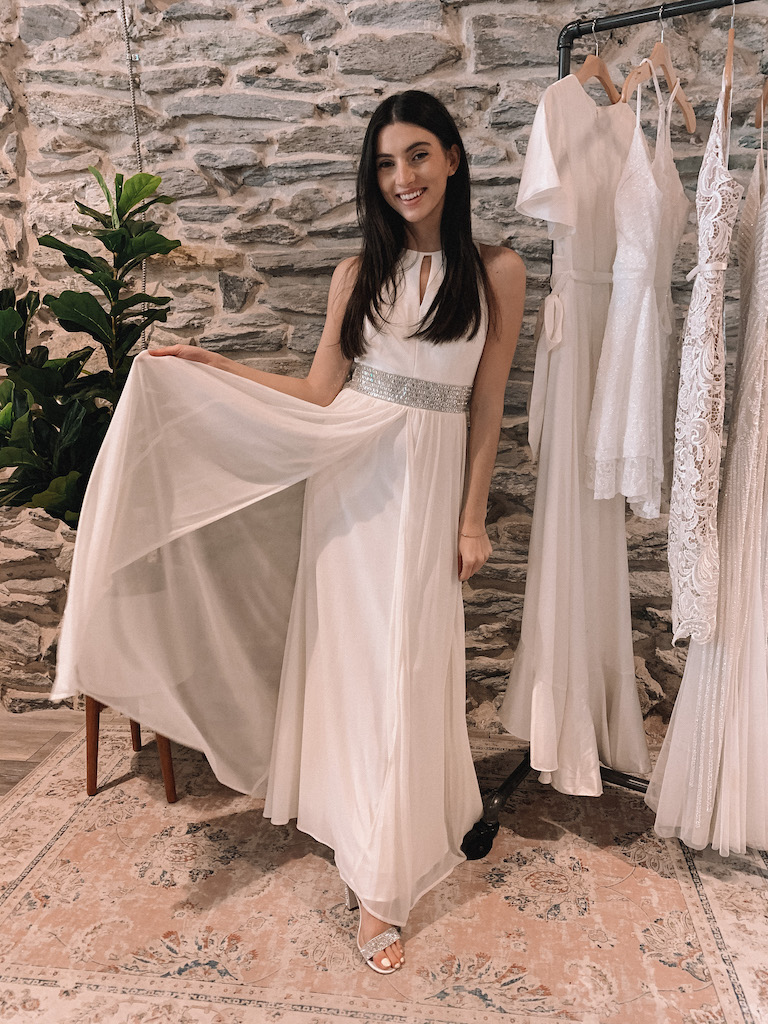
top-left (647, 137), bottom-right (768, 856)
top-left (52, 248), bottom-right (486, 927)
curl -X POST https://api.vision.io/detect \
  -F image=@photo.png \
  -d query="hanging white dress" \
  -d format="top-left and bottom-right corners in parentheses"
top-left (585, 67), bottom-right (666, 518)
top-left (654, 86), bottom-right (693, 511)
top-left (499, 75), bottom-right (651, 796)
top-left (586, 69), bottom-right (691, 519)
top-left (647, 139), bottom-right (768, 856)
top-left (667, 70), bottom-right (744, 643)
top-left (52, 248), bottom-right (486, 927)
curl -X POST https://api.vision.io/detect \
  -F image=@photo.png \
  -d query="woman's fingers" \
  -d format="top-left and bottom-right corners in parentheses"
top-left (457, 533), bottom-right (492, 581)
top-left (148, 344), bottom-right (214, 363)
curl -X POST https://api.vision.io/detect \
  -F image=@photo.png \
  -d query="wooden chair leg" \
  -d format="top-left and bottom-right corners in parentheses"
top-left (85, 696), bottom-right (104, 796)
top-left (156, 735), bottom-right (177, 803)
top-left (129, 720), bottom-right (142, 752)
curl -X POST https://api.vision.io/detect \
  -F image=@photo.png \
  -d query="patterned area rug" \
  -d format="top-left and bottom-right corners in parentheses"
top-left (1, 724), bottom-right (767, 1023)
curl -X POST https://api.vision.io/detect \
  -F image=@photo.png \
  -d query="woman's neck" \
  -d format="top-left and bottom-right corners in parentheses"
top-left (404, 229), bottom-right (441, 253)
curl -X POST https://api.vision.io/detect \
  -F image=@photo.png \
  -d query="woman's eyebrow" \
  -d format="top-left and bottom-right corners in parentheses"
top-left (376, 141), bottom-right (434, 159)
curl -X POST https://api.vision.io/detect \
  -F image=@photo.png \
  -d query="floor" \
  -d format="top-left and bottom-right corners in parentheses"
top-left (0, 703), bottom-right (85, 796)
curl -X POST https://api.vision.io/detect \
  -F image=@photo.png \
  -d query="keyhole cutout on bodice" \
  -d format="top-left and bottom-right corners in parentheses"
top-left (419, 255), bottom-right (432, 305)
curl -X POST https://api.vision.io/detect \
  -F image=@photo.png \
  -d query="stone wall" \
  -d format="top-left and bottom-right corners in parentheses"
top-left (1, 0), bottom-right (767, 726)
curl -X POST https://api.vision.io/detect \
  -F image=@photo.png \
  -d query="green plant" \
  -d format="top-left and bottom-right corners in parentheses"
top-left (0, 169), bottom-right (180, 525)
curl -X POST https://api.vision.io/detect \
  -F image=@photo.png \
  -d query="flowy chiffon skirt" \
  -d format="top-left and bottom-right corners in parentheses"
top-left (52, 338), bottom-right (484, 926)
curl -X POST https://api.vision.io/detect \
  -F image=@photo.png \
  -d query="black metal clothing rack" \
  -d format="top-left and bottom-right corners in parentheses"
top-left (462, 0), bottom-right (753, 862)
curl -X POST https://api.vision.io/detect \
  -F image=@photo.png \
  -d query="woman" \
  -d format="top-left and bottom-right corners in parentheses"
top-left (53, 91), bottom-right (525, 974)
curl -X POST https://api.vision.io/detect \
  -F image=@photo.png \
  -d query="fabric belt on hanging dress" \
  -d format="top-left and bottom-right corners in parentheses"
top-left (528, 262), bottom-right (614, 459)
top-left (345, 362), bottom-right (473, 414)
top-left (686, 260), bottom-right (728, 280)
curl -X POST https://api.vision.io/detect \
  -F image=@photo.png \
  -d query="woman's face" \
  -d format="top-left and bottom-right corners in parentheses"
top-left (375, 121), bottom-right (459, 234)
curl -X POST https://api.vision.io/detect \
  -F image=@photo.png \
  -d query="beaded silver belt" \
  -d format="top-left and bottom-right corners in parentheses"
top-left (345, 363), bottom-right (472, 414)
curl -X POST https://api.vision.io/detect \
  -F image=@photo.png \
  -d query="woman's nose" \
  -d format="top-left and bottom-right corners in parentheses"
top-left (395, 161), bottom-right (415, 187)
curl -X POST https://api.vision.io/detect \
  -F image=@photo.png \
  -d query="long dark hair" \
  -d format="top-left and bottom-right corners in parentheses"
top-left (340, 90), bottom-right (490, 361)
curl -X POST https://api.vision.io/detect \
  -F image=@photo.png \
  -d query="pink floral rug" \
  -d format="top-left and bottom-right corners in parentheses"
top-left (1, 724), bottom-right (766, 1023)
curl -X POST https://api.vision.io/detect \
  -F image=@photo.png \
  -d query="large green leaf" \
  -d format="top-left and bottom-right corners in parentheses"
top-left (0, 289), bottom-right (15, 311)
top-left (8, 363), bottom-right (64, 400)
top-left (0, 401), bottom-right (13, 434)
top-left (0, 307), bottom-right (23, 365)
top-left (29, 470), bottom-right (83, 518)
top-left (57, 400), bottom-right (88, 455)
top-left (44, 291), bottom-right (113, 347)
top-left (116, 173), bottom-right (162, 219)
top-left (117, 232), bottom-right (181, 273)
top-left (37, 236), bottom-right (112, 275)
top-left (74, 200), bottom-right (113, 227)
top-left (89, 166), bottom-right (119, 228)
top-left (31, 416), bottom-right (57, 461)
top-left (28, 345), bottom-right (49, 368)
top-left (131, 195), bottom-right (175, 219)
top-left (112, 293), bottom-right (170, 317)
top-left (0, 446), bottom-right (47, 470)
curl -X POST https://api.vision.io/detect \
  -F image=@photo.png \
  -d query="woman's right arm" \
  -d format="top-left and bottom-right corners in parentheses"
top-left (148, 256), bottom-right (357, 407)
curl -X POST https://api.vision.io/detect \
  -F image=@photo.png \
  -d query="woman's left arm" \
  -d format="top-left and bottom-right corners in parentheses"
top-left (459, 245), bottom-right (526, 582)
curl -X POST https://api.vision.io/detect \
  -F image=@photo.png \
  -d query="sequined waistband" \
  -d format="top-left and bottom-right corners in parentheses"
top-left (345, 363), bottom-right (472, 414)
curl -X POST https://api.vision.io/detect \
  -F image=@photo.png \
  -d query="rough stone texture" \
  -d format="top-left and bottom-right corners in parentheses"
top-left (336, 34), bottom-right (461, 81)
top-left (3, 0), bottom-right (765, 729)
top-left (0, 508), bottom-right (75, 710)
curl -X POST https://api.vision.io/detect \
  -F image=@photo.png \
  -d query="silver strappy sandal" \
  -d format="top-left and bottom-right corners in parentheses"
top-left (344, 885), bottom-right (402, 975)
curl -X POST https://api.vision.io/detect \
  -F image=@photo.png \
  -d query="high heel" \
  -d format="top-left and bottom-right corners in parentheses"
top-left (344, 884), bottom-right (359, 912)
top-left (342, 883), bottom-right (401, 975)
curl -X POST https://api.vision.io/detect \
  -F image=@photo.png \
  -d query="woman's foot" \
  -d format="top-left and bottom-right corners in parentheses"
top-left (358, 904), bottom-right (405, 972)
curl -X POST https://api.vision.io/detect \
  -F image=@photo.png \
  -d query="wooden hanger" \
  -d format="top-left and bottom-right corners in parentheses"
top-left (574, 53), bottom-right (621, 104)
top-left (621, 41), bottom-right (696, 132)
top-left (754, 78), bottom-right (767, 129)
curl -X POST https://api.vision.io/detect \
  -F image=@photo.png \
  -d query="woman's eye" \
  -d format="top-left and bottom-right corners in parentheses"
top-left (377, 160), bottom-right (393, 170)
top-left (412, 151), bottom-right (429, 161)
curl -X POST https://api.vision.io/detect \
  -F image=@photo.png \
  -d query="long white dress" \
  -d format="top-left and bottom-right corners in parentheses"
top-left (52, 248), bottom-right (486, 927)
top-left (647, 139), bottom-right (768, 855)
top-left (667, 70), bottom-right (744, 644)
top-left (499, 75), bottom-right (651, 796)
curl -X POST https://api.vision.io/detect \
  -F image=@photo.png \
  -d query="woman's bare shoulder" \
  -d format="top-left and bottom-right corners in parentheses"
top-left (477, 242), bottom-right (525, 280)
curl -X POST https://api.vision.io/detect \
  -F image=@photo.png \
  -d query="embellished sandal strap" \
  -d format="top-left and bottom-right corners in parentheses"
top-left (359, 927), bottom-right (400, 963)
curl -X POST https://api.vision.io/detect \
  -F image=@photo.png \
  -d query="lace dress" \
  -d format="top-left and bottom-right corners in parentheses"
top-left (647, 138), bottom-right (768, 855)
top-left (499, 75), bottom-right (650, 796)
top-left (585, 66), bottom-right (666, 518)
top-left (667, 70), bottom-right (744, 643)
top-left (52, 249), bottom-right (486, 927)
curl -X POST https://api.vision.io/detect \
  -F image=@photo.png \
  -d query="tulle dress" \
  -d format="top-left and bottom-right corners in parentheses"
top-left (51, 248), bottom-right (486, 927)
top-left (647, 136), bottom-right (768, 856)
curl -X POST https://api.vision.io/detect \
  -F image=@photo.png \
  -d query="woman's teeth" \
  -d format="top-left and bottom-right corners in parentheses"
top-left (399, 189), bottom-right (425, 202)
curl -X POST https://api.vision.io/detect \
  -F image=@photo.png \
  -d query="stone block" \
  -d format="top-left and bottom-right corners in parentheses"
top-left (165, 245), bottom-right (241, 270)
top-left (268, 8), bottom-right (341, 41)
top-left (22, 69), bottom-right (130, 91)
top-left (243, 157), bottom-right (356, 186)
top-left (294, 52), bottom-right (329, 75)
top-left (472, 15), bottom-right (555, 72)
top-left (157, 167), bottom-right (216, 199)
top-left (249, 246), bottom-right (353, 276)
top-left (488, 98), bottom-right (540, 131)
top-left (288, 321), bottom-right (324, 353)
top-left (222, 222), bottom-right (304, 246)
top-left (140, 66), bottom-right (226, 94)
top-left (349, 0), bottom-right (443, 30)
top-left (277, 123), bottom-right (366, 156)
top-left (162, 1), bottom-right (233, 21)
top-left (265, 279), bottom-right (329, 316)
top-left (142, 34), bottom-right (286, 67)
top-left (27, 92), bottom-right (160, 135)
top-left (336, 34), bottom-right (461, 81)
top-left (282, 188), bottom-right (335, 222)
top-left (1, 521), bottom-right (63, 553)
top-left (193, 146), bottom-right (261, 170)
top-left (219, 272), bottom-right (254, 312)
top-left (0, 74), bottom-right (12, 119)
top-left (635, 656), bottom-right (665, 716)
top-left (202, 311), bottom-right (286, 352)
top-left (19, 5), bottom-right (81, 45)
top-left (0, 619), bottom-right (42, 661)
top-left (177, 203), bottom-right (239, 222)
top-left (167, 93), bottom-right (315, 123)
top-left (186, 122), bottom-right (271, 145)
top-left (234, 72), bottom-right (319, 93)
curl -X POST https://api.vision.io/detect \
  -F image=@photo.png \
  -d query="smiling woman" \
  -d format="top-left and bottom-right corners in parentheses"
top-left (51, 90), bottom-right (525, 978)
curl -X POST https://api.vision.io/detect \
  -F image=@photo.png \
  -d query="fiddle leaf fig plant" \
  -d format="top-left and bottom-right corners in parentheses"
top-left (0, 169), bottom-right (180, 525)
